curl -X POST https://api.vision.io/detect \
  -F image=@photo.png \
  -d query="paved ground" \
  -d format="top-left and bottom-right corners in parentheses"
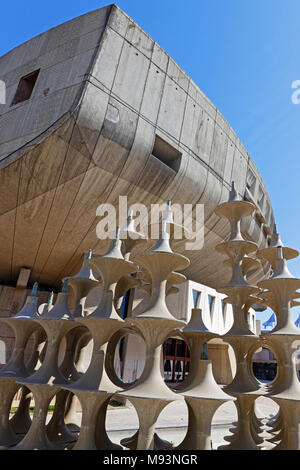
top-left (105, 396), bottom-right (279, 450)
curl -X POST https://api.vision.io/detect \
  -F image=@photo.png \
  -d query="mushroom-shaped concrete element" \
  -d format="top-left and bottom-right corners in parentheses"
top-left (215, 182), bottom-right (260, 336)
top-left (258, 246), bottom-right (300, 335)
top-left (177, 359), bottom-right (234, 450)
top-left (67, 250), bottom-right (100, 318)
top-left (12, 280), bottom-right (75, 450)
top-left (61, 229), bottom-right (138, 450)
top-left (119, 209), bottom-right (146, 260)
top-left (116, 222), bottom-right (189, 450)
top-left (0, 283), bottom-right (42, 449)
top-left (145, 200), bottom-right (194, 249)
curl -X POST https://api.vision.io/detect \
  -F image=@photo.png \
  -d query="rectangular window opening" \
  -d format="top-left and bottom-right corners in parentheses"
top-left (11, 69), bottom-right (40, 106)
top-left (246, 168), bottom-right (256, 196)
top-left (257, 185), bottom-right (265, 211)
top-left (192, 290), bottom-right (201, 308)
top-left (152, 135), bottom-right (182, 172)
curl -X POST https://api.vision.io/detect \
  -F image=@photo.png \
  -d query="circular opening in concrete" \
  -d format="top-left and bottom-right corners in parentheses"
top-left (105, 398), bottom-right (139, 449)
top-left (155, 400), bottom-right (188, 448)
top-left (211, 401), bottom-right (238, 449)
top-left (251, 346), bottom-right (278, 384)
top-left (112, 331), bottom-right (146, 385)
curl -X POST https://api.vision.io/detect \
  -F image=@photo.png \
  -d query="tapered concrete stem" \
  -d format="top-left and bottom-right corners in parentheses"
top-left (72, 392), bottom-right (111, 450)
top-left (1, 320), bottom-right (37, 378)
top-left (219, 395), bottom-right (259, 450)
top-left (9, 386), bottom-right (32, 435)
top-left (128, 398), bottom-right (169, 450)
top-left (0, 379), bottom-right (20, 448)
top-left (67, 319), bottom-right (121, 392)
top-left (272, 400), bottom-right (300, 449)
top-left (179, 399), bottom-right (220, 450)
top-left (21, 320), bottom-right (74, 386)
top-left (11, 384), bottom-right (60, 450)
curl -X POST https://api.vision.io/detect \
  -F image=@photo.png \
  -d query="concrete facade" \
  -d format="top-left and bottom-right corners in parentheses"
top-left (0, 5), bottom-right (275, 291)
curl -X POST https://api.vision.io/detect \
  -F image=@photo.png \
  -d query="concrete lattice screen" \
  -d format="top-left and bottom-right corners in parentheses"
top-left (0, 191), bottom-right (299, 450)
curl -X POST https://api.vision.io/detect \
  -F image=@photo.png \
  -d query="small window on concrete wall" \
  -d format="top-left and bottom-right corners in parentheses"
top-left (257, 185), bottom-right (265, 211)
top-left (246, 168), bottom-right (256, 196)
top-left (11, 69), bottom-right (40, 106)
top-left (152, 135), bottom-right (182, 172)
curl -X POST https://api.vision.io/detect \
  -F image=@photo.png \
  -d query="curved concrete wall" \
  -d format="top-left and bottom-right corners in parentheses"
top-left (0, 5), bottom-right (274, 288)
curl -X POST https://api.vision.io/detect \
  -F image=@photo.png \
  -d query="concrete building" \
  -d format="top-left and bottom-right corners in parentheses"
top-left (0, 5), bottom-right (274, 382)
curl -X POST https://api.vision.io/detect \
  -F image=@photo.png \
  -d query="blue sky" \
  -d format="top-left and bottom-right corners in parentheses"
top-left (1, 0), bottom-right (300, 325)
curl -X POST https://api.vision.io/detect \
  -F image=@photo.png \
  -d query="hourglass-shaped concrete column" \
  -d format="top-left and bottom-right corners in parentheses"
top-left (215, 182), bottom-right (256, 241)
top-left (261, 334), bottom-right (300, 449)
top-left (64, 231), bottom-right (138, 393)
top-left (45, 327), bottom-right (87, 445)
top-left (12, 281), bottom-right (75, 450)
top-left (10, 326), bottom-right (46, 435)
top-left (115, 318), bottom-right (186, 450)
top-left (219, 394), bottom-right (259, 450)
top-left (11, 384), bottom-right (60, 450)
top-left (218, 336), bottom-right (262, 450)
top-left (249, 402), bottom-right (274, 448)
top-left (128, 397), bottom-right (172, 450)
top-left (62, 231), bottom-right (138, 449)
top-left (1, 284), bottom-right (40, 378)
top-left (0, 320), bottom-right (37, 445)
top-left (0, 284), bottom-right (41, 448)
top-left (215, 182), bottom-right (259, 336)
top-left (64, 330), bottom-right (91, 432)
top-left (71, 392), bottom-right (113, 450)
top-left (258, 247), bottom-right (300, 334)
top-left (116, 224), bottom-right (189, 449)
top-left (46, 389), bottom-right (77, 445)
top-left (129, 224), bottom-right (189, 321)
top-left (177, 360), bottom-right (233, 450)
top-left (272, 401), bottom-right (300, 450)
top-left (19, 282), bottom-right (75, 387)
top-left (256, 244), bottom-right (300, 448)
top-left (214, 183), bottom-right (264, 450)
top-left (10, 324), bottom-right (48, 437)
top-left (67, 250), bottom-right (100, 318)
top-left (0, 379), bottom-right (21, 449)
top-left (138, 270), bottom-right (186, 297)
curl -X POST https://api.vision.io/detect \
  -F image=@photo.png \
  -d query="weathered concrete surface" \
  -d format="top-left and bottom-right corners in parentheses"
top-left (0, 5), bottom-right (274, 289)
